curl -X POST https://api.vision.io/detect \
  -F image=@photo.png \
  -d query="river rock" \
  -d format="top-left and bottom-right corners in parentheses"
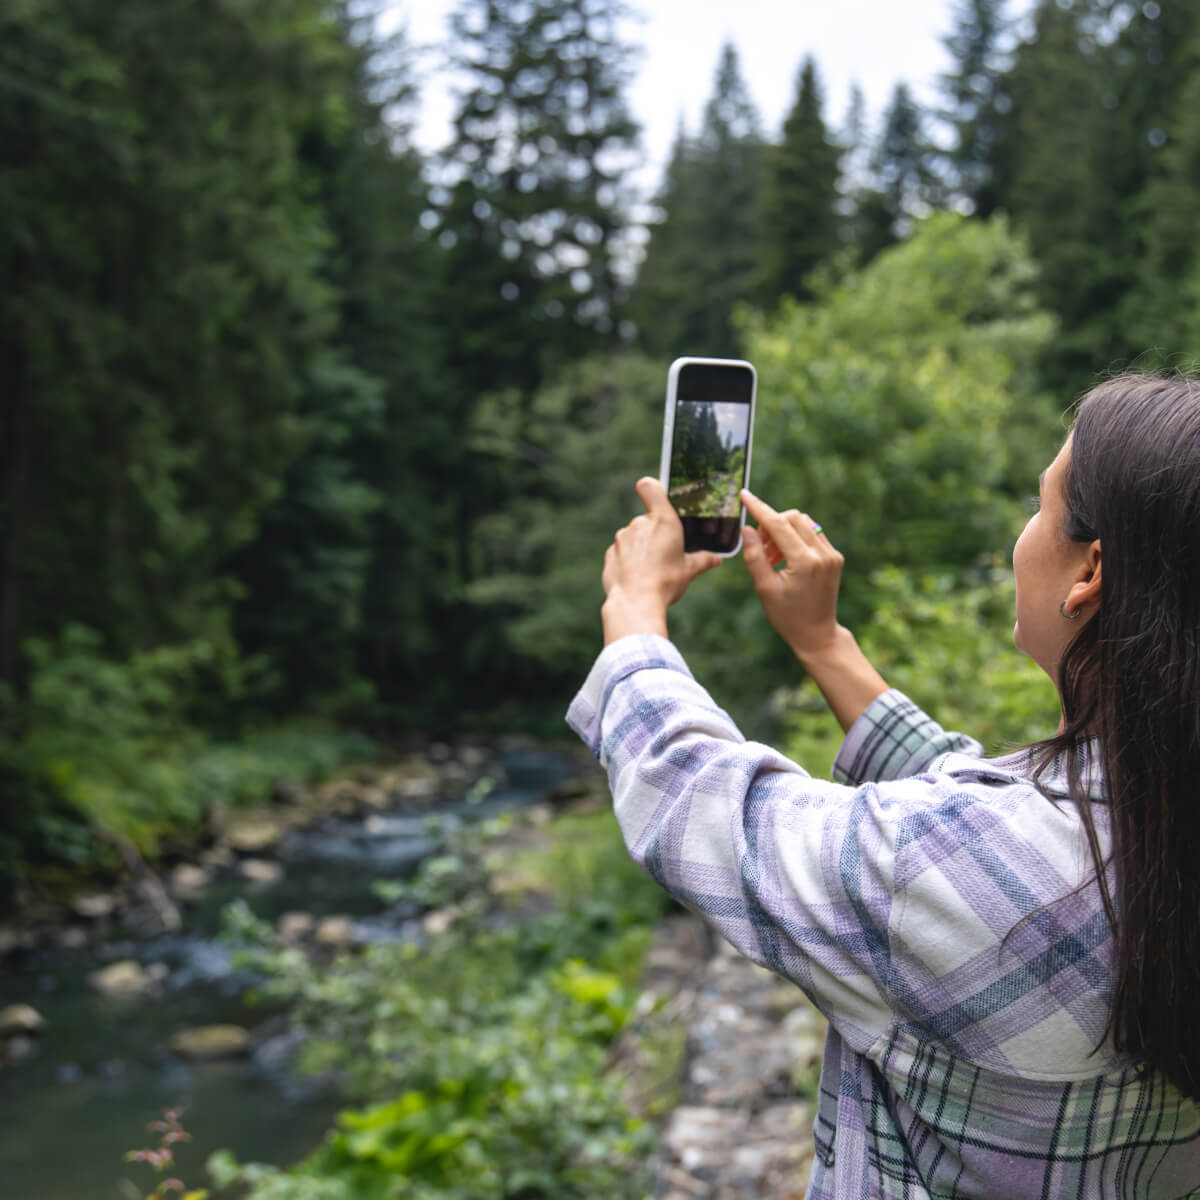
top-left (318, 779), bottom-right (366, 814)
top-left (89, 959), bottom-right (152, 997)
top-left (458, 745), bottom-right (488, 769)
top-left (52, 926), bottom-right (88, 951)
top-left (238, 858), bottom-right (284, 887)
top-left (361, 786), bottom-right (389, 811)
top-left (170, 863), bottom-right (211, 900)
top-left (4, 1035), bottom-right (38, 1066)
top-left (422, 906), bottom-right (460, 936)
top-left (278, 912), bottom-right (315, 946)
top-left (0, 1004), bottom-right (46, 1037)
top-left (168, 1024), bottom-right (251, 1061)
top-left (72, 892), bottom-right (118, 920)
top-left (314, 916), bottom-right (356, 948)
top-left (271, 777), bottom-right (309, 807)
top-left (228, 820), bottom-right (283, 854)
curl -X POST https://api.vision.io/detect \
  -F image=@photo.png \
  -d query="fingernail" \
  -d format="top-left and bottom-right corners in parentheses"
top-left (740, 488), bottom-right (755, 500)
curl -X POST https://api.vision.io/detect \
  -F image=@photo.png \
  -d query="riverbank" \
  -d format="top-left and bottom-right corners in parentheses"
top-left (3, 737), bottom-right (829, 1198)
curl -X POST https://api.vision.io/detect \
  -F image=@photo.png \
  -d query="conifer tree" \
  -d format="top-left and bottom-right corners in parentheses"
top-left (856, 83), bottom-right (939, 261)
top-left (757, 57), bottom-right (841, 306)
top-left (940, 0), bottom-right (1013, 217)
top-left (633, 43), bottom-right (765, 357)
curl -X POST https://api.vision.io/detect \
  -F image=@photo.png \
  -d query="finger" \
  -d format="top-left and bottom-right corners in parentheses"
top-left (636, 476), bottom-right (676, 519)
top-left (740, 489), bottom-right (807, 558)
top-left (683, 550), bottom-right (723, 581)
top-left (741, 526), bottom-right (778, 593)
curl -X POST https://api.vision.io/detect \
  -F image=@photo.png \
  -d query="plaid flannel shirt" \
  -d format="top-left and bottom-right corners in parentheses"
top-left (566, 635), bottom-right (1200, 1198)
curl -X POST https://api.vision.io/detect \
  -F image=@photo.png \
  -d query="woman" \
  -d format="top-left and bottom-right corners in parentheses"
top-left (567, 374), bottom-right (1200, 1197)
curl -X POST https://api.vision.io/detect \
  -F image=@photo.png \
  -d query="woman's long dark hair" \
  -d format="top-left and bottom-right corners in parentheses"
top-left (1031, 373), bottom-right (1200, 1099)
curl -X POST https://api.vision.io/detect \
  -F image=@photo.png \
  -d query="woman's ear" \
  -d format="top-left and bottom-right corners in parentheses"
top-left (1065, 539), bottom-right (1102, 613)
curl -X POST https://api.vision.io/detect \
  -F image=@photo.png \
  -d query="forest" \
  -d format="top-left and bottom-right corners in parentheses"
top-left (3, 0), bottom-right (1200, 1192)
top-left (12, 0), bottom-right (1198, 891)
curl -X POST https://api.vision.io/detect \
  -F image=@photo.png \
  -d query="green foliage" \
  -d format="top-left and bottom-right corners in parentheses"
top-left (211, 810), bottom-right (669, 1198)
top-left (669, 212), bottom-right (1059, 713)
top-left (783, 566), bottom-right (1059, 777)
top-left (8, 625), bottom-right (371, 865)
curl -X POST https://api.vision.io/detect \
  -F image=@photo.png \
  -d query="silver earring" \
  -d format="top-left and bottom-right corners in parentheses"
top-left (1059, 600), bottom-right (1081, 620)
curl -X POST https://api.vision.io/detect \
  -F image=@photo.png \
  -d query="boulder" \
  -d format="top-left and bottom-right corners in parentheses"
top-left (89, 959), bottom-right (152, 997)
top-left (271, 778), bottom-right (309, 807)
top-left (4, 1035), bottom-right (38, 1066)
top-left (237, 858), bottom-right (283, 887)
top-left (318, 779), bottom-right (365, 814)
top-left (422, 906), bottom-right (460, 936)
top-left (0, 1004), bottom-right (46, 1037)
top-left (361, 786), bottom-right (389, 811)
top-left (314, 916), bottom-right (356, 948)
top-left (170, 863), bottom-right (211, 900)
top-left (71, 893), bottom-right (118, 920)
top-left (52, 927), bottom-right (88, 951)
top-left (228, 820), bottom-right (283, 854)
top-left (277, 912), bottom-right (315, 946)
top-left (168, 1024), bottom-right (251, 1061)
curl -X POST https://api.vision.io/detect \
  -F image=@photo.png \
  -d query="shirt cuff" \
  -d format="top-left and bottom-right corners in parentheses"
top-left (832, 688), bottom-right (972, 785)
top-left (565, 633), bottom-right (694, 761)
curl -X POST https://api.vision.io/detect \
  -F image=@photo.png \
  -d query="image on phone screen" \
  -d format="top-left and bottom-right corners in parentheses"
top-left (668, 362), bottom-right (754, 553)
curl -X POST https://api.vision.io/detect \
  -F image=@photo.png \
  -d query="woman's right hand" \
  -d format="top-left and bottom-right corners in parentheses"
top-left (739, 489), bottom-right (845, 664)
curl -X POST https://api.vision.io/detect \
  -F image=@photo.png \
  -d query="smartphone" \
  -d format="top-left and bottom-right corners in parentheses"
top-left (659, 357), bottom-right (757, 555)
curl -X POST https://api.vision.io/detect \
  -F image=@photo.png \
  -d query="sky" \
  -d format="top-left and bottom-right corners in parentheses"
top-left (382, 0), bottom-right (1037, 201)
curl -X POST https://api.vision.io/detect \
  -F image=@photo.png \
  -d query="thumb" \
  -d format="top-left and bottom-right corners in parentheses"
top-left (742, 526), bottom-right (775, 593)
top-left (683, 550), bottom-right (723, 581)
top-left (636, 476), bottom-right (675, 519)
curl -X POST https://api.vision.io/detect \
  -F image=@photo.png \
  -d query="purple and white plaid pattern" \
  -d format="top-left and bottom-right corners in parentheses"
top-left (566, 635), bottom-right (1200, 1198)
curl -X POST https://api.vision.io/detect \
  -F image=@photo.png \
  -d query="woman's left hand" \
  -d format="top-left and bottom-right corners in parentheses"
top-left (601, 477), bottom-right (723, 644)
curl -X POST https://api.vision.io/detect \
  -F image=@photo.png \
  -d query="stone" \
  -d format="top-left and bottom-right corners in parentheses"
top-left (4, 1035), bottom-right (38, 1065)
top-left (428, 742), bottom-right (451, 763)
top-left (318, 779), bottom-right (365, 813)
top-left (168, 1024), bottom-right (251, 1061)
top-left (458, 745), bottom-right (488, 768)
top-left (71, 893), bottom-right (117, 920)
top-left (314, 916), bottom-right (356, 948)
top-left (0, 927), bottom-right (18, 956)
top-left (170, 863), bottom-right (211, 900)
top-left (228, 820), bottom-right (283, 854)
top-left (237, 858), bottom-right (284, 887)
top-left (0, 1004), bottom-right (46, 1037)
top-left (52, 927), bottom-right (88, 951)
top-left (271, 778), bottom-right (309, 807)
top-left (89, 960), bottom-right (152, 997)
top-left (361, 786), bottom-right (389, 811)
top-left (422, 906), bottom-right (460, 936)
top-left (277, 912), bottom-right (315, 946)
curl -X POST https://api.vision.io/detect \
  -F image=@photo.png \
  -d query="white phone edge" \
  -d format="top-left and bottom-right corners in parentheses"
top-left (659, 356), bottom-right (757, 557)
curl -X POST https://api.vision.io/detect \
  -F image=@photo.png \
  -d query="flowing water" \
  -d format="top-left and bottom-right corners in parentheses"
top-left (0, 747), bottom-right (582, 1200)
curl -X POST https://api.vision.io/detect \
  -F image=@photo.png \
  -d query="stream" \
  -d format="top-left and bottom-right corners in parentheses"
top-left (0, 745), bottom-right (583, 1200)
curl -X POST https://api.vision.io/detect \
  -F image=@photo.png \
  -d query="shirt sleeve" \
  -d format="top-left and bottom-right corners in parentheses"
top-left (832, 688), bottom-right (983, 786)
top-left (567, 634), bottom-right (920, 1051)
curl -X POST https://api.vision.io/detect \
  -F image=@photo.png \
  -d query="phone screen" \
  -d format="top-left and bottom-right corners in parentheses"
top-left (668, 361), bottom-right (754, 554)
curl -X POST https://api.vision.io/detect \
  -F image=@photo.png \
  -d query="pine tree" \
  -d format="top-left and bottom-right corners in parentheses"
top-left (441, 0), bottom-right (640, 366)
top-left (940, 0), bottom-right (1013, 217)
top-left (856, 83), bottom-right (940, 261)
top-left (757, 57), bottom-right (841, 306)
top-left (632, 42), bottom-right (765, 357)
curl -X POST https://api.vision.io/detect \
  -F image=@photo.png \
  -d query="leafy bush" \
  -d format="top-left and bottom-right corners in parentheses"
top-left (211, 811), bottom-right (670, 1199)
top-left (782, 566), bottom-right (1060, 777)
top-left (2, 625), bottom-right (372, 885)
